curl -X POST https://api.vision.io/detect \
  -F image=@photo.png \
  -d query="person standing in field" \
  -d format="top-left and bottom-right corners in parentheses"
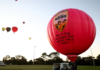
top-left (74, 63), bottom-right (77, 70)
top-left (72, 63), bottom-right (77, 70)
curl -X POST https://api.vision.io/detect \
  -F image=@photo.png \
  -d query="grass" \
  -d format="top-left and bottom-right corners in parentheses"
top-left (0, 65), bottom-right (100, 70)
top-left (0, 65), bottom-right (52, 70)
top-left (78, 66), bottom-right (100, 70)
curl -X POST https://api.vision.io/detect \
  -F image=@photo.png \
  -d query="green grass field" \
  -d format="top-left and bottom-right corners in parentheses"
top-left (0, 65), bottom-right (100, 70)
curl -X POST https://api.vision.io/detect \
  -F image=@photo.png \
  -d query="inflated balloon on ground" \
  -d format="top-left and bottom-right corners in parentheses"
top-left (47, 8), bottom-right (96, 62)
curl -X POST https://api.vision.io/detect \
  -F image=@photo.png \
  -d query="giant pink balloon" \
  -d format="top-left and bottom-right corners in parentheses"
top-left (47, 8), bottom-right (96, 62)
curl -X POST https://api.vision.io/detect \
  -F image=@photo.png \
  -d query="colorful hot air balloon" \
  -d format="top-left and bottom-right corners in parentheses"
top-left (2, 27), bottom-right (5, 31)
top-left (47, 8), bottom-right (96, 62)
top-left (6, 27), bottom-right (11, 32)
top-left (29, 37), bottom-right (31, 40)
top-left (23, 21), bottom-right (25, 24)
top-left (15, 0), bottom-right (18, 1)
top-left (12, 26), bottom-right (18, 33)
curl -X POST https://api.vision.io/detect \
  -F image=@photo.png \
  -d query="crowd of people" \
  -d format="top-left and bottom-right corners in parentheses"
top-left (55, 63), bottom-right (77, 70)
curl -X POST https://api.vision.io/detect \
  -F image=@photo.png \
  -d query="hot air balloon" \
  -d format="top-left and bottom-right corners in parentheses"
top-left (15, 0), bottom-right (17, 1)
top-left (29, 37), bottom-right (31, 40)
top-left (6, 27), bottom-right (11, 32)
top-left (2, 27), bottom-right (5, 31)
top-left (12, 26), bottom-right (18, 33)
top-left (23, 21), bottom-right (25, 24)
top-left (47, 8), bottom-right (96, 62)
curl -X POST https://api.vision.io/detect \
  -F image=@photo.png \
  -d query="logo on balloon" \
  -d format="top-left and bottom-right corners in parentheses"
top-left (53, 10), bottom-right (68, 32)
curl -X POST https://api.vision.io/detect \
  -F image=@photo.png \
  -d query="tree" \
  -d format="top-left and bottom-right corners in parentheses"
top-left (80, 57), bottom-right (86, 65)
top-left (35, 57), bottom-right (44, 65)
top-left (66, 58), bottom-right (70, 62)
top-left (97, 54), bottom-right (100, 60)
top-left (77, 56), bottom-right (81, 60)
top-left (10, 57), bottom-right (16, 65)
top-left (15, 55), bottom-right (28, 65)
top-left (53, 57), bottom-right (63, 63)
top-left (87, 56), bottom-right (95, 65)
top-left (28, 60), bottom-right (33, 65)
top-left (75, 56), bottom-right (81, 65)
top-left (41, 52), bottom-right (47, 64)
top-left (15, 55), bottom-right (22, 65)
top-left (21, 56), bottom-right (27, 65)
top-left (41, 52), bottom-right (47, 61)
top-left (48, 52), bottom-right (60, 59)
top-left (3, 55), bottom-right (11, 64)
top-left (3, 55), bottom-right (10, 60)
top-left (15, 55), bottom-right (22, 60)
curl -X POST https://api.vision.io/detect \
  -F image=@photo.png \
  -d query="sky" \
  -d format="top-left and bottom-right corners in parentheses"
top-left (0, 0), bottom-right (100, 61)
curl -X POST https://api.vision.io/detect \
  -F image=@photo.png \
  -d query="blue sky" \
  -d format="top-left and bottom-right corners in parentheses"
top-left (0, 0), bottom-right (100, 61)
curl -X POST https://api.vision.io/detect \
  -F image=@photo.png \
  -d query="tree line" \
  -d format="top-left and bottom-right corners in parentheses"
top-left (1, 52), bottom-right (100, 66)
top-left (75, 55), bottom-right (100, 66)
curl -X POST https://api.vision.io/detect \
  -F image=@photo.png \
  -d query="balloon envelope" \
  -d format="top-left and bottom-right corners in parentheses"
top-left (2, 27), bottom-right (5, 31)
top-left (12, 26), bottom-right (18, 33)
top-left (29, 37), bottom-right (31, 40)
top-left (6, 27), bottom-right (11, 32)
top-left (23, 21), bottom-right (25, 24)
top-left (47, 8), bottom-right (96, 62)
